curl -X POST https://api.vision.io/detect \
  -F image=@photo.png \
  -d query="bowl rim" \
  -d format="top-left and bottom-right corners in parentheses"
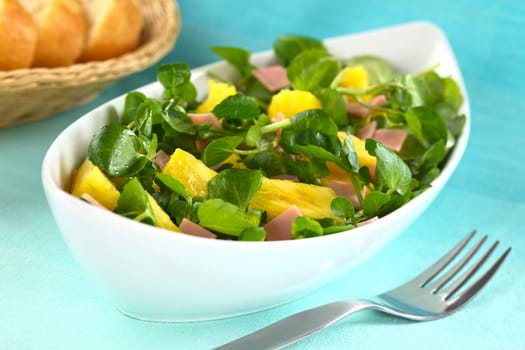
top-left (42, 20), bottom-right (470, 249)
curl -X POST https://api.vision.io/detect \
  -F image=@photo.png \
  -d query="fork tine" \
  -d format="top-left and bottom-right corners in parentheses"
top-left (440, 240), bottom-right (500, 299)
top-left (427, 235), bottom-right (488, 293)
top-left (412, 230), bottom-right (477, 287)
top-left (445, 247), bottom-right (511, 309)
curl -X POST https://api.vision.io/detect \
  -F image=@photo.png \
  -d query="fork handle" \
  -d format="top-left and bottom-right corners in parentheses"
top-left (213, 299), bottom-right (374, 350)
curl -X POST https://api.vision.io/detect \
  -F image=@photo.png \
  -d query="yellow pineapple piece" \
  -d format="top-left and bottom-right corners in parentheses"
top-left (146, 193), bottom-right (180, 232)
top-left (267, 89), bottom-right (321, 119)
top-left (162, 148), bottom-right (337, 221)
top-left (70, 158), bottom-right (120, 210)
top-left (162, 148), bottom-right (216, 197)
top-left (341, 65), bottom-right (369, 90)
top-left (196, 80), bottom-right (237, 113)
top-left (250, 178), bottom-right (337, 220)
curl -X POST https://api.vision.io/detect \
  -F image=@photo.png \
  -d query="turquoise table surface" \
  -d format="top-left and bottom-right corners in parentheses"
top-left (1, 0), bottom-right (524, 349)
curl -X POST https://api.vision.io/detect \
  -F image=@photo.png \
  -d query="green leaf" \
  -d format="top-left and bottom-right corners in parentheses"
top-left (280, 129), bottom-right (341, 161)
top-left (240, 227), bottom-right (266, 241)
top-left (331, 197), bottom-right (355, 219)
top-left (365, 139), bottom-right (412, 195)
top-left (287, 50), bottom-right (341, 91)
top-left (201, 135), bottom-right (244, 166)
top-left (341, 135), bottom-right (359, 173)
top-left (290, 109), bottom-right (338, 134)
top-left (273, 35), bottom-right (326, 66)
top-left (363, 191), bottom-right (391, 217)
top-left (207, 168), bottom-right (263, 211)
top-left (417, 139), bottom-right (447, 171)
top-left (115, 178), bottom-right (156, 225)
top-left (291, 216), bottom-right (324, 239)
top-left (212, 94), bottom-right (261, 127)
top-left (154, 173), bottom-right (191, 202)
top-left (157, 63), bottom-right (196, 104)
top-left (243, 150), bottom-right (291, 177)
top-left (405, 106), bottom-right (448, 147)
top-left (122, 92), bottom-right (146, 124)
top-left (88, 124), bottom-right (146, 177)
top-left (319, 88), bottom-right (348, 127)
top-left (197, 199), bottom-right (258, 237)
top-left (211, 46), bottom-right (252, 76)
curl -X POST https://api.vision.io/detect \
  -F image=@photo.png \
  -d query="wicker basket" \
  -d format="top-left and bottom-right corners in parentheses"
top-left (0, 0), bottom-right (181, 129)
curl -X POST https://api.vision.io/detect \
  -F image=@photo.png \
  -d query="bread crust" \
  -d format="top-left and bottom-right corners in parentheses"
top-left (78, 0), bottom-right (144, 62)
top-left (0, 0), bottom-right (37, 70)
top-left (28, 0), bottom-right (88, 67)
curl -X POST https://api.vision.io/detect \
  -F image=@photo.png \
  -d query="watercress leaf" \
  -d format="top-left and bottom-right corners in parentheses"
top-left (211, 46), bottom-right (252, 77)
top-left (207, 168), bottom-right (263, 211)
top-left (245, 123), bottom-right (262, 148)
top-left (122, 91), bottom-right (146, 124)
top-left (287, 50), bottom-right (341, 91)
top-left (273, 34), bottom-right (326, 66)
top-left (240, 227), bottom-right (266, 241)
top-left (212, 94), bottom-right (260, 127)
top-left (287, 158), bottom-right (329, 183)
top-left (345, 55), bottom-right (396, 85)
top-left (331, 196), bottom-right (355, 219)
top-left (280, 129), bottom-right (341, 160)
top-left (88, 124), bottom-right (145, 177)
top-left (341, 135), bottom-right (359, 173)
top-left (140, 133), bottom-right (157, 159)
top-left (404, 74), bottom-right (433, 107)
top-left (197, 198), bottom-right (257, 236)
top-left (157, 63), bottom-right (191, 94)
top-left (406, 106), bottom-right (448, 147)
top-left (365, 139), bottom-right (412, 195)
top-left (162, 103), bottom-right (197, 135)
top-left (319, 88), bottom-right (348, 127)
top-left (115, 178), bottom-right (156, 225)
top-left (243, 150), bottom-right (290, 177)
top-left (290, 109), bottom-right (338, 135)
top-left (291, 216), bottom-right (324, 239)
top-left (363, 191), bottom-right (391, 217)
top-left (359, 166), bottom-right (371, 184)
top-left (417, 139), bottom-right (446, 171)
top-left (154, 173), bottom-right (191, 202)
top-left (201, 135), bottom-right (244, 166)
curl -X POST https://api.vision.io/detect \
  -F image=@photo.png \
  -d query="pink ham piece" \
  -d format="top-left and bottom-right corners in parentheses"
top-left (153, 149), bottom-right (170, 169)
top-left (187, 113), bottom-right (222, 129)
top-left (357, 120), bottom-right (377, 139)
top-left (329, 180), bottom-right (365, 210)
top-left (346, 94), bottom-right (387, 118)
top-left (252, 65), bottom-right (290, 92)
top-left (264, 205), bottom-right (302, 241)
top-left (81, 193), bottom-right (107, 210)
top-left (179, 218), bottom-right (217, 239)
top-left (372, 129), bottom-right (408, 152)
top-left (356, 216), bottom-right (379, 227)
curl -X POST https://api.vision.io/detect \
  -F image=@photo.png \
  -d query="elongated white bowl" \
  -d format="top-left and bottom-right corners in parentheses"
top-left (42, 21), bottom-right (470, 322)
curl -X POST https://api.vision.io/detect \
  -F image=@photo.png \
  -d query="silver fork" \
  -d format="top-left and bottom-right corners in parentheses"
top-left (214, 230), bottom-right (511, 350)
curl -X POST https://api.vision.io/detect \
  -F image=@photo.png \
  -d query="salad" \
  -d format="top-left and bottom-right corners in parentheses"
top-left (69, 34), bottom-right (465, 241)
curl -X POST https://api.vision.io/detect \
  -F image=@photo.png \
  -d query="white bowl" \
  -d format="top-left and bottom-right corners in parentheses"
top-left (42, 21), bottom-right (470, 322)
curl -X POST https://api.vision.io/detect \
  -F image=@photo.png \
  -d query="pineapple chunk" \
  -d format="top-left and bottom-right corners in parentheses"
top-left (196, 80), bottom-right (237, 113)
top-left (147, 193), bottom-right (180, 232)
top-left (162, 148), bottom-right (216, 197)
top-left (70, 158), bottom-right (120, 210)
top-left (162, 148), bottom-right (337, 220)
top-left (251, 178), bottom-right (337, 220)
top-left (267, 89), bottom-right (321, 119)
top-left (341, 65), bottom-right (369, 90)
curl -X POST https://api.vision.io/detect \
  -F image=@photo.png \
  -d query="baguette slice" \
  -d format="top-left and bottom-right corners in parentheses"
top-left (78, 0), bottom-right (144, 62)
top-left (0, 0), bottom-right (37, 70)
top-left (23, 0), bottom-right (87, 67)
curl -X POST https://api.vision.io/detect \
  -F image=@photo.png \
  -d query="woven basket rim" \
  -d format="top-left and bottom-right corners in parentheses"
top-left (0, 0), bottom-right (181, 91)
